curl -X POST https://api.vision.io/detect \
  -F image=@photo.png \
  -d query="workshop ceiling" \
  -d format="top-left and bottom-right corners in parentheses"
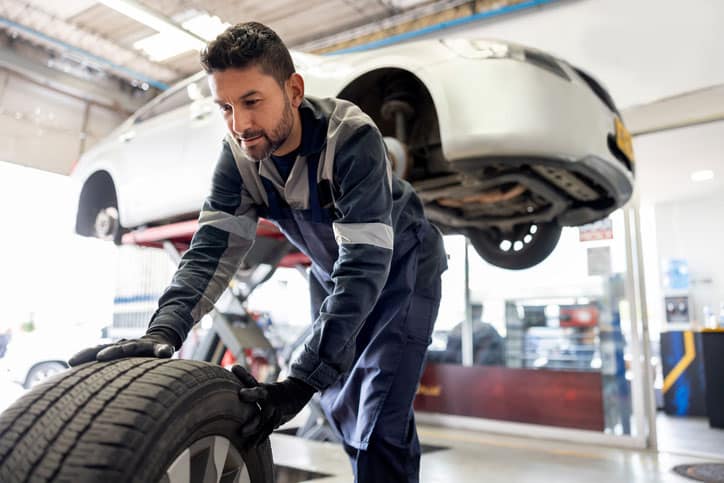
top-left (0, 0), bottom-right (440, 90)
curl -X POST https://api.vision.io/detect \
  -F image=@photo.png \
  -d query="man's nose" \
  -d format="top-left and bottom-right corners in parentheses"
top-left (231, 109), bottom-right (252, 135)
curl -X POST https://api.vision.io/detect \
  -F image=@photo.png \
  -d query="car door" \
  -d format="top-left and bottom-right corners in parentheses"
top-left (114, 83), bottom-right (195, 227)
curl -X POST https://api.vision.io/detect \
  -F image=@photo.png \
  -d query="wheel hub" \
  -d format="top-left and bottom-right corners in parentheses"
top-left (163, 435), bottom-right (249, 483)
top-left (94, 207), bottom-right (119, 240)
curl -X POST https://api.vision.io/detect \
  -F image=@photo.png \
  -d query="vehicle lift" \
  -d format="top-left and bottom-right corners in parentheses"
top-left (121, 218), bottom-right (339, 442)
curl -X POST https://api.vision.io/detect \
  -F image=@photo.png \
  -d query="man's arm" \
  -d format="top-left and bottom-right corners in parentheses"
top-left (69, 141), bottom-right (258, 366)
top-left (290, 124), bottom-right (394, 390)
top-left (147, 140), bottom-right (259, 348)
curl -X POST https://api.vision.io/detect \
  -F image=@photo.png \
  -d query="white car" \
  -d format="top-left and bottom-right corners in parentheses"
top-left (0, 329), bottom-right (106, 389)
top-left (73, 38), bottom-right (634, 270)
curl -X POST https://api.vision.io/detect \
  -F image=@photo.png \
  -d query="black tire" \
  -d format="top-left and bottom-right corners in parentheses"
top-left (468, 222), bottom-right (563, 270)
top-left (0, 358), bottom-right (274, 483)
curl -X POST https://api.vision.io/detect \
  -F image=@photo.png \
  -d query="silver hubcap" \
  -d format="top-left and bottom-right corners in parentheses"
top-left (161, 436), bottom-right (250, 483)
top-left (94, 206), bottom-right (119, 239)
top-left (29, 363), bottom-right (65, 387)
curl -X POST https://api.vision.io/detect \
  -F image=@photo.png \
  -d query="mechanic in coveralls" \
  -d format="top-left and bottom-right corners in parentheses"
top-left (70, 22), bottom-right (447, 482)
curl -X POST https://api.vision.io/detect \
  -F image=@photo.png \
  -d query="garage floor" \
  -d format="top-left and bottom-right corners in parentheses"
top-left (656, 413), bottom-right (724, 460)
top-left (271, 423), bottom-right (723, 483)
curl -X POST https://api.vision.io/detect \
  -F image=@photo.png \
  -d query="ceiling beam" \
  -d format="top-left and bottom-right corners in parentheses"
top-left (0, 41), bottom-right (147, 115)
top-left (623, 85), bottom-right (724, 136)
top-left (0, 0), bottom-right (182, 86)
top-left (97, 0), bottom-right (206, 46)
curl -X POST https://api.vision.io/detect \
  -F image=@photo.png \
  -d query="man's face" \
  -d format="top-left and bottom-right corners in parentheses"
top-left (209, 65), bottom-right (297, 161)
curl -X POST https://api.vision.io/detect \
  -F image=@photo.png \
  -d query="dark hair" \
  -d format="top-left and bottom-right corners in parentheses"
top-left (200, 22), bottom-right (295, 85)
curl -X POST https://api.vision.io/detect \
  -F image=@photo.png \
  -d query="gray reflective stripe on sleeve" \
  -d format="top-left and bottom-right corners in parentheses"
top-left (190, 232), bottom-right (251, 321)
top-left (333, 222), bottom-right (393, 250)
top-left (198, 210), bottom-right (257, 240)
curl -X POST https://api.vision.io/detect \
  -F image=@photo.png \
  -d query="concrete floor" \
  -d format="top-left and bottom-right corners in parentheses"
top-left (271, 423), bottom-right (724, 483)
top-left (656, 412), bottom-right (724, 460)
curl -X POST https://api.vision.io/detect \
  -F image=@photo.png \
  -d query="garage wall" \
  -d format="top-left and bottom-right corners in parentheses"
top-left (413, 0), bottom-right (724, 109)
top-left (634, 121), bottom-right (724, 205)
top-left (651, 192), bottom-right (724, 331)
top-left (0, 68), bottom-right (127, 175)
top-left (633, 121), bottom-right (724, 335)
top-left (0, 160), bottom-right (118, 332)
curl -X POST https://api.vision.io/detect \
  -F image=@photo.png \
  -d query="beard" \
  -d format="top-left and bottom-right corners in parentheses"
top-left (240, 95), bottom-right (295, 162)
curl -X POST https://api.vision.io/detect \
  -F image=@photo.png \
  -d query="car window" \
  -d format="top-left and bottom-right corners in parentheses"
top-left (135, 85), bottom-right (194, 124)
top-left (188, 77), bottom-right (211, 100)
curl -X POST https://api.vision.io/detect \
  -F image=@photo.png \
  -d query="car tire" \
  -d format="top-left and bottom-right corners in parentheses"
top-left (23, 361), bottom-right (68, 389)
top-left (0, 358), bottom-right (274, 483)
top-left (468, 222), bottom-right (563, 270)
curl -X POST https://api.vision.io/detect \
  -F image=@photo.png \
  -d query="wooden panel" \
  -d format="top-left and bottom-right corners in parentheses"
top-left (414, 363), bottom-right (605, 431)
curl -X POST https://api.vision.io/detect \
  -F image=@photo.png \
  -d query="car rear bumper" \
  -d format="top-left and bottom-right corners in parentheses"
top-left (419, 57), bottom-right (631, 177)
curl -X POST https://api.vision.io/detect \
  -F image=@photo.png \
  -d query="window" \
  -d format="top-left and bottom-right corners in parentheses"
top-left (135, 83), bottom-right (196, 124)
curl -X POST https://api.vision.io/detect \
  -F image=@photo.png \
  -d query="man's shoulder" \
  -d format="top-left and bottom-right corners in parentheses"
top-left (303, 96), bottom-right (376, 132)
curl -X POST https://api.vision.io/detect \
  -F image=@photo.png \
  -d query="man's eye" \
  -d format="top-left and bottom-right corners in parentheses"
top-left (245, 99), bottom-right (260, 107)
top-left (219, 105), bottom-right (231, 113)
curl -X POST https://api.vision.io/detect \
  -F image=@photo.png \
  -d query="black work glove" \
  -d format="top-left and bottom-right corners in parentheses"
top-left (231, 365), bottom-right (316, 447)
top-left (68, 331), bottom-right (176, 367)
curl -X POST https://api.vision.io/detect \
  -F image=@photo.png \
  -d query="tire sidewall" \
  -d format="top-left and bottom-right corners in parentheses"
top-left (130, 381), bottom-right (272, 483)
top-left (468, 223), bottom-right (563, 270)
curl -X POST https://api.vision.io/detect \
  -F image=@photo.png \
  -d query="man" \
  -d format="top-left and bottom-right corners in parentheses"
top-left (439, 303), bottom-right (505, 366)
top-left (70, 22), bottom-right (447, 482)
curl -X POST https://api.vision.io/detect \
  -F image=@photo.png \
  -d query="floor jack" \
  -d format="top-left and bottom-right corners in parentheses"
top-left (121, 219), bottom-right (340, 442)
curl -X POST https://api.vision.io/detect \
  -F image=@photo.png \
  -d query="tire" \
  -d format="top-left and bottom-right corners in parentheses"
top-left (0, 358), bottom-right (274, 483)
top-left (468, 222), bottom-right (563, 270)
top-left (23, 361), bottom-right (68, 389)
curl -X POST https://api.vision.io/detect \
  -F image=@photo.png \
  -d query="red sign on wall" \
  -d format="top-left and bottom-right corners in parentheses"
top-left (579, 218), bottom-right (613, 241)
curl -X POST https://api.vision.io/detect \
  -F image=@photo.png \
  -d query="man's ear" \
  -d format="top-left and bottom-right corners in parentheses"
top-left (287, 73), bottom-right (305, 108)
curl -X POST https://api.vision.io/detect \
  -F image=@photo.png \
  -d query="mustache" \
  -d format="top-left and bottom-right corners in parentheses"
top-left (238, 130), bottom-right (264, 140)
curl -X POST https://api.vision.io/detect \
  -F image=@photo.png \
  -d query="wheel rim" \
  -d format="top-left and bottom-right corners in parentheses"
top-left (93, 206), bottom-right (119, 240)
top-left (492, 224), bottom-right (540, 254)
top-left (468, 222), bottom-right (562, 270)
top-left (162, 435), bottom-right (250, 483)
top-left (28, 363), bottom-right (65, 387)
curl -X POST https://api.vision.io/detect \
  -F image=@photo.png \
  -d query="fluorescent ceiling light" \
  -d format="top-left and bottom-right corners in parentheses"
top-left (690, 169), bottom-right (714, 182)
top-left (98, 0), bottom-right (205, 49)
top-left (182, 14), bottom-right (229, 41)
top-left (133, 33), bottom-right (199, 62)
top-left (132, 13), bottom-right (229, 61)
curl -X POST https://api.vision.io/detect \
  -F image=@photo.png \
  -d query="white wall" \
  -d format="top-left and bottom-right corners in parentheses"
top-left (0, 69), bottom-right (126, 175)
top-left (417, 0), bottom-right (724, 108)
top-left (650, 192), bottom-right (724, 331)
top-left (0, 161), bottom-right (117, 333)
top-left (633, 121), bottom-right (724, 204)
top-left (633, 121), bottom-right (724, 335)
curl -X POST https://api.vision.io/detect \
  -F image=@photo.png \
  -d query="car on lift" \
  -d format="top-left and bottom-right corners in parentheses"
top-left (72, 37), bottom-right (635, 270)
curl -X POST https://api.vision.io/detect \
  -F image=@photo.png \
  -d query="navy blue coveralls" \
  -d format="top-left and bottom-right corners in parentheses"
top-left (149, 96), bottom-right (448, 482)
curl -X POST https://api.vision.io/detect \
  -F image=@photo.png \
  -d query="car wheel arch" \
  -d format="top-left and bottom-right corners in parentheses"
top-left (337, 68), bottom-right (442, 147)
top-left (76, 170), bottom-right (123, 240)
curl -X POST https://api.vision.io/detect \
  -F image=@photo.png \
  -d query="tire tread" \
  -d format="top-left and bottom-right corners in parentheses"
top-left (0, 359), bottom-right (247, 483)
